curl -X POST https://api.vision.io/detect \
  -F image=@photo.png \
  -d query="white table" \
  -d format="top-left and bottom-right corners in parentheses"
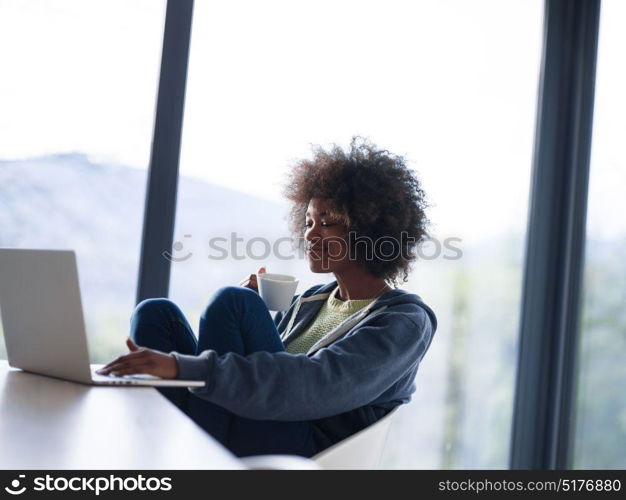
top-left (0, 360), bottom-right (243, 469)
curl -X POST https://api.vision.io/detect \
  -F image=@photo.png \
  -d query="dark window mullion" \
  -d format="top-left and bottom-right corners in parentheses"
top-left (510, 0), bottom-right (601, 470)
top-left (136, 0), bottom-right (194, 303)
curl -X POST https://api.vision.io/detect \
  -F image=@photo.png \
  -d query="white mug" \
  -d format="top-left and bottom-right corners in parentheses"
top-left (257, 273), bottom-right (299, 311)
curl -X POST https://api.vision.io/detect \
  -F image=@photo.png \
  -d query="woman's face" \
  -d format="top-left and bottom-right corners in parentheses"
top-left (304, 198), bottom-right (351, 274)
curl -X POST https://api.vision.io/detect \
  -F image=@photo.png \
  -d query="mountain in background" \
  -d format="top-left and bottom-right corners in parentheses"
top-left (0, 153), bottom-right (300, 310)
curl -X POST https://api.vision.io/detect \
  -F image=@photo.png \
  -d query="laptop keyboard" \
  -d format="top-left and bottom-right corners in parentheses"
top-left (91, 369), bottom-right (161, 382)
top-left (119, 373), bottom-right (161, 380)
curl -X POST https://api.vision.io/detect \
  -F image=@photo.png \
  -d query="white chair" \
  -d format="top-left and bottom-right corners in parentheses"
top-left (240, 454), bottom-right (322, 470)
top-left (241, 406), bottom-right (400, 470)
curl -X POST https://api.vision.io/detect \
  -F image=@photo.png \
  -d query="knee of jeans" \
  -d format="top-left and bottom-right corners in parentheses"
top-left (216, 285), bottom-right (259, 302)
top-left (132, 298), bottom-right (179, 324)
top-left (203, 286), bottom-right (260, 316)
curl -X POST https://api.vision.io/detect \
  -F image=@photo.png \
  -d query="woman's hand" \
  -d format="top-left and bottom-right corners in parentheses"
top-left (96, 338), bottom-right (179, 379)
top-left (238, 266), bottom-right (266, 292)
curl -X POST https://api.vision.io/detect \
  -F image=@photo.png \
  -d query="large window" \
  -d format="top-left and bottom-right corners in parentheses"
top-left (0, 0), bottom-right (165, 362)
top-left (170, 0), bottom-right (543, 468)
top-left (573, 0), bottom-right (626, 469)
top-left (6, 0), bottom-right (620, 471)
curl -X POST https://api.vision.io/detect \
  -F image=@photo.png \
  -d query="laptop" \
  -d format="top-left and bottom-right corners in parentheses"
top-left (0, 248), bottom-right (204, 388)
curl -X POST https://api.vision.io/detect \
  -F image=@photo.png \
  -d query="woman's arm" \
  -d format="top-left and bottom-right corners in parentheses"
top-left (174, 309), bottom-right (435, 421)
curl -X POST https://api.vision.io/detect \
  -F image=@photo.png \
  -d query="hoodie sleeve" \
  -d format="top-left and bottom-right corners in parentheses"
top-left (171, 308), bottom-right (435, 421)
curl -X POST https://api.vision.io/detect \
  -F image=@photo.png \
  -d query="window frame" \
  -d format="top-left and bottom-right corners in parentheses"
top-left (137, 0), bottom-right (602, 470)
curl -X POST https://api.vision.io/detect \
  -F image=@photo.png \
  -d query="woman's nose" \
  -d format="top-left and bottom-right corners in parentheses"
top-left (304, 225), bottom-right (321, 243)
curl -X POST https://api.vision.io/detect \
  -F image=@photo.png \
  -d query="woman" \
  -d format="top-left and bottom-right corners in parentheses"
top-left (98, 137), bottom-right (437, 458)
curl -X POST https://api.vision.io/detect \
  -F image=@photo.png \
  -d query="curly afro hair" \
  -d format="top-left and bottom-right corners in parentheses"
top-left (283, 136), bottom-right (431, 286)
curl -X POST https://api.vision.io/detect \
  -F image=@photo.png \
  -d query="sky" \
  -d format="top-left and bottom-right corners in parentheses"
top-left (0, 0), bottom-right (623, 242)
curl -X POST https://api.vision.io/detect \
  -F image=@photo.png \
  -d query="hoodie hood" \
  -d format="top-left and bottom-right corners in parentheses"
top-left (299, 280), bottom-right (436, 325)
top-left (278, 280), bottom-right (438, 355)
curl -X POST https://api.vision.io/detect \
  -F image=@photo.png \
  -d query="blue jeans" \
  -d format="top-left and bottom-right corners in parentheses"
top-left (130, 286), bottom-right (316, 458)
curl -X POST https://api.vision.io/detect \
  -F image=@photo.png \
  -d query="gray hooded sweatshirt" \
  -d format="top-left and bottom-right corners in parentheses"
top-left (173, 281), bottom-right (437, 452)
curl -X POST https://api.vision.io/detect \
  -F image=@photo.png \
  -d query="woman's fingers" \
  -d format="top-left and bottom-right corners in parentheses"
top-left (97, 349), bottom-right (178, 379)
top-left (113, 363), bottom-right (151, 377)
top-left (126, 337), bottom-right (140, 351)
top-left (110, 366), bottom-right (151, 377)
top-left (99, 352), bottom-right (149, 374)
top-left (98, 350), bottom-right (146, 373)
top-left (105, 349), bottom-right (146, 366)
top-left (239, 274), bottom-right (256, 284)
top-left (240, 272), bottom-right (260, 291)
top-left (101, 360), bottom-right (148, 376)
top-left (96, 339), bottom-right (178, 378)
